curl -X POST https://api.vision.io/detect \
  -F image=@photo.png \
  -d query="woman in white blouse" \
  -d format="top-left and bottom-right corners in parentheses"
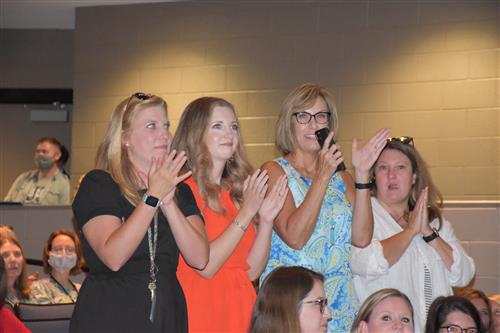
top-left (351, 137), bottom-right (475, 332)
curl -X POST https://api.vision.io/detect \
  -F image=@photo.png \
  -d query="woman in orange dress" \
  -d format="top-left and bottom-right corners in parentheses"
top-left (173, 97), bottom-right (288, 333)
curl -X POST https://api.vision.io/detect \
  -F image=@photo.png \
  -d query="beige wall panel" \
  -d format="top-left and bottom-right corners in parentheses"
top-left (319, 57), bottom-right (366, 86)
top-left (71, 123), bottom-right (94, 148)
top-left (413, 110), bottom-right (466, 139)
top-left (390, 82), bottom-right (443, 111)
top-left (318, 2), bottom-right (367, 31)
top-left (444, 20), bottom-right (498, 51)
top-left (366, 54), bottom-right (419, 83)
top-left (420, 1), bottom-right (498, 24)
top-left (363, 113), bottom-right (417, 139)
top-left (469, 50), bottom-right (499, 79)
top-left (344, 28), bottom-right (397, 57)
top-left (463, 167), bottom-right (500, 196)
top-left (180, 66), bottom-right (225, 93)
top-left (239, 118), bottom-right (277, 145)
top-left (442, 79), bottom-right (498, 109)
top-left (463, 138), bottom-right (499, 166)
top-left (464, 109), bottom-right (499, 137)
top-left (393, 26), bottom-right (448, 54)
top-left (138, 68), bottom-right (182, 94)
top-left (368, 2), bottom-right (419, 28)
top-left (337, 113), bottom-right (365, 141)
top-left (246, 91), bottom-right (287, 118)
top-left (467, 242), bottom-right (500, 277)
top-left (341, 85), bottom-right (390, 112)
top-left (245, 145), bottom-right (279, 169)
top-left (268, 4), bottom-right (317, 35)
top-left (163, 41), bottom-right (207, 67)
top-left (71, 147), bottom-right (97, 174)
top-left (417, 52), bottom-right (469, 81)
top-left (432, 167), bottom-right (466, 197)
top-left (446, 208), bottom-right (499, 242)
top-left (73, 95), bottom-right (124, 122)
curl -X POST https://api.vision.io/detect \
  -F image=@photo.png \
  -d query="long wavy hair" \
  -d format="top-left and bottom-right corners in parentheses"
top-left (351, 288), bottom-right (414, 333)
top-left (171, 97), bottom-right (253, 213)
top-left (371, 140), bottom-right (444, 229)
top-left (275, 83), bottom-right (338, 155)
top-left (0, 237), bottom-right (30, 299)
top-left (95, 94), bottom-right (167, 205)
top-left (249, 266), bottom-right (325, 333)
top-left (455, 288), bottom-right (494, 333)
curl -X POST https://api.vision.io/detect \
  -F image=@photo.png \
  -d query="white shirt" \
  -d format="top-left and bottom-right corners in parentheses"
top-left (351, 197), bottom-right (475, 332)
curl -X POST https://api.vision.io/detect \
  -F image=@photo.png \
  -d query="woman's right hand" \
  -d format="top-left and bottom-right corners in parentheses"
top-left (139, 150), bottom-right (192, 203)
top-left (315, 130), bottom-right (344, 181)
top-left (239, 169), bottom-right (269, 222)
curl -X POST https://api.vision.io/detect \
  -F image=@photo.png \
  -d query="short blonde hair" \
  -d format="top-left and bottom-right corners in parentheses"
top-left (275, 83), bottom-right (338, 155)
top-left (351, 288), bottom-right (414, 333)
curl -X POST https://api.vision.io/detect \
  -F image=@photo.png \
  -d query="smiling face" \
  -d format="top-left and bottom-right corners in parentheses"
top-left (439, 310), bottom-right (478, 333)
top-left (292, 97), bottom-right (330, 154)
top-left (298, 279), bottom-right (332, 333)
top-left (374, 149), bottom-right (416, 208)
top-left (0, 240), bottom-right (24, 288)
top-left (204, 106), bottom-right (239, 165)
top-left (125, 105), bottom-right (172, 173)
top-left (359, 296), bottom-right (414, 333)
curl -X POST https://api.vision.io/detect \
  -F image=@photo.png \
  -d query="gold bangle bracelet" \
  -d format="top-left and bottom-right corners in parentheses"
top-left (233, 219), bottom-right (247, 232)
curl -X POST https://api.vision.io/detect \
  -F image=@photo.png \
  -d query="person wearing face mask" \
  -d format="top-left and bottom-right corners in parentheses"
top-left (4, 137), bottom-right (70, 205)
top-left (31, 229), bottom-right (85, 304)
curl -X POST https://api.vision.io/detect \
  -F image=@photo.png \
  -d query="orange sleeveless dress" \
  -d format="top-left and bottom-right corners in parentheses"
top-left (177, 177), bottom-right (257, 333)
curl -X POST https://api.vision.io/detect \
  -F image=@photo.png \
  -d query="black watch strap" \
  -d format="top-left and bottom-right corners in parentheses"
top-left (355, 181), bottom-right (373, 190)
top-left (422, 228), bottom-right (439, 243)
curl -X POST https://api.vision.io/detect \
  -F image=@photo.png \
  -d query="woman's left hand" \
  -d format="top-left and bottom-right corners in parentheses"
top-left (258, 174), bottom-right (289, 225)
top-left (351, 128), bottom-right (390, 179)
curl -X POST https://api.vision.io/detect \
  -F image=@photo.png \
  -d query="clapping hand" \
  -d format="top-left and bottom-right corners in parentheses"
top-left (351, 128), bottom-right (390, 178)
top-left (407, 187), bottom-right (429, 236)
top-left (240, 169), bottom-right (269, 219)
top-left (258, 174), bottom-right (289, 225)
top-left (138, 150), bottom-right (192, 205)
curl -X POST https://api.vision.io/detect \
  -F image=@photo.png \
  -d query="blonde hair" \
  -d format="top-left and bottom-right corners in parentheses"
top-left (95, 94), bottom-right (167, 205)
top-left (351, 288), bottom-right (414, 333)
top-left (275, 83), bottom-right (338, 155)
top-left (171, 97), bottom-right (253, 213)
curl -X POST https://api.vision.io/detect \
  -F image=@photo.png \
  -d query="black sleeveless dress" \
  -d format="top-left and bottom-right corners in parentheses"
top-left (71, 169), bottom-right (201, 333)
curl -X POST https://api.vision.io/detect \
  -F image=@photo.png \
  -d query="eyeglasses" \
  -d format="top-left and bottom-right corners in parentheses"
top-left (125, 92), bottom-right (153, 110)
top-left (50, 247), bottom-right (76, 255)
top-left (440, 325), bottom-right (478, 333)
top-left (301, 298), bottom-right (328, 314)
top-left (387, 136), bottom-right (414, 146)
top-left (293, 111), bottom-right (331, 124)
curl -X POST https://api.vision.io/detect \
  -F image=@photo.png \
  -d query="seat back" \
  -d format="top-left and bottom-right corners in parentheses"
top-left (14, 302), bottom-right (75, 333)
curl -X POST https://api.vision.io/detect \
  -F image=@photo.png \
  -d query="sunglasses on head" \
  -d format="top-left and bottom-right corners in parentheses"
top-left (125, 92), bottom-right (153, 110)
top-left (387, 136), bottom-right (414, 146)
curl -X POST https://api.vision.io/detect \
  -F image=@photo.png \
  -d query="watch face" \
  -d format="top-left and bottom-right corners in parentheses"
top-left (144, 195), bottom-right (160, 207)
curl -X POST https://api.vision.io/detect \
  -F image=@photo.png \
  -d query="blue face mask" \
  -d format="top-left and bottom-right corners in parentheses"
top-left (48, 253), bottom-right (76, 272)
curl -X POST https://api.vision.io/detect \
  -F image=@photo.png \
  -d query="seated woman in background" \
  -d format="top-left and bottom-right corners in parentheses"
top-left (0, 226), bottom-right (17, 241)
top-left (425, 296), bottom-right (484, 333)
top-left (351, 288), bottom-right (414, 333)
top-left (351, 136), bottom-right (476, 331)
top-left (0, 257), bottom-right (30, 333)
top-left (455, 288), bottom-right (493, 333)
top-left (488, 295), bottom-right (500, 333)
top-left (249, 266), bottom-right (332, 333)
top-left (0, 237), bottom-right (31, 307)
top-left (31, 229), bottom-right (85, 304)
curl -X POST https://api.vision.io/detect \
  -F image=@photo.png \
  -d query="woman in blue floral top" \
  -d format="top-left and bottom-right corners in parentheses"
top-left (259, 83), bottom-right (389, 332)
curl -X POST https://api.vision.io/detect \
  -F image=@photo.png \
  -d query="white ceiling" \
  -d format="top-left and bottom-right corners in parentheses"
top-left (0, 0), bottom-right (174, 29)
